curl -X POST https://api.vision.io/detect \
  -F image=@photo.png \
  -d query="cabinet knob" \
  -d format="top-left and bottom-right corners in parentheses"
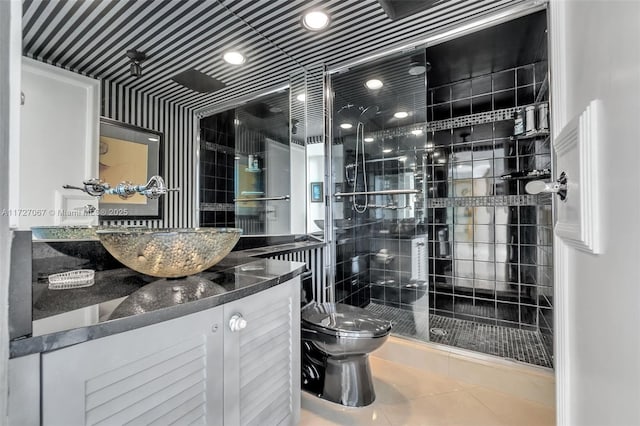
top-left (229, 314), bottom-right (247, 332)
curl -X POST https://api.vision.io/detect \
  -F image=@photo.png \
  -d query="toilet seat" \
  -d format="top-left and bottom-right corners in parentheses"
top-left (301, 302), bottom-right (391, 338)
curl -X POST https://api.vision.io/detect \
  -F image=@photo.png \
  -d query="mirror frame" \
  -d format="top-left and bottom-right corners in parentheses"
top-left (99, 117), bottom-right (164, 221)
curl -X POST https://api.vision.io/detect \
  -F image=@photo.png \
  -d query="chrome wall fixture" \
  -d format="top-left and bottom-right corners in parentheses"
top-left (525, 171), bottom-right (568, 201)
top-left (63, 176), bottom-right (179, 199)
top-left (334, 189), bottom-right (421, 197)
top-left (234, 195), bottom-right (291, 202)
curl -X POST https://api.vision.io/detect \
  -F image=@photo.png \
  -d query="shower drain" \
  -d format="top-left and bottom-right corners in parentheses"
top-left (430, 327), bottom-right (447, 337)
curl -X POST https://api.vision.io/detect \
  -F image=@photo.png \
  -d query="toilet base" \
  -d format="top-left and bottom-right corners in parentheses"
top-left (322, 354), bottom-right (375, 407)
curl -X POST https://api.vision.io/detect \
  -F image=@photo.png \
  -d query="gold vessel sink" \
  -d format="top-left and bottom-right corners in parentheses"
top-left (96, 228), bottom-right (242, 278)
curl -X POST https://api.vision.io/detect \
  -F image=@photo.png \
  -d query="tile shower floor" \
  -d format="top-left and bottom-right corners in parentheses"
top-left (300, 357), bottom-right (555, 426)
top-left (365, 303), bottom-right (553, 368)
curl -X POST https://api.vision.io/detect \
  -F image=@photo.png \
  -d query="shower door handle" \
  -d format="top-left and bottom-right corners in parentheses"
top-left (525, 172), bottom-right (567, 201)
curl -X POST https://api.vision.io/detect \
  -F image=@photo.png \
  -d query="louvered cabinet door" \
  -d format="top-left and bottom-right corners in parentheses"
top-left (223, 278), bottom-right (301, 426)
top-left (41, 306), bottom-right (224, 426)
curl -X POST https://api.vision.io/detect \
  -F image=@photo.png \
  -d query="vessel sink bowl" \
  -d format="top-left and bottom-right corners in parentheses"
top-left (96, 228), bottom-right (242, 278)
top-left (31, 226), bottom-right (100, 241)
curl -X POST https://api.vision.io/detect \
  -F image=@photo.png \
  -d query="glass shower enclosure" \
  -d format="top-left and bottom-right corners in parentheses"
top-left (328, 10), bottom-right (553, 368)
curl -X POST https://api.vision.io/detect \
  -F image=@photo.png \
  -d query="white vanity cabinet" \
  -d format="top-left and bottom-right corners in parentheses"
top-left (39, 278), bottom-right (300, 426)
top-left (41, 305), bottom-right (225, 426)
top-left (223, 279), bottom-right (300, 426)
top-left (13, 57), bottom-right (99, 229)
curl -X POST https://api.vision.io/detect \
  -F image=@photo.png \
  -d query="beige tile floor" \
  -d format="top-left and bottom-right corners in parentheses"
top-left (300, 357), bottom-right (555, 426)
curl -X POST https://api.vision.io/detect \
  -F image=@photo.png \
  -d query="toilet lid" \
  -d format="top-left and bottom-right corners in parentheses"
top-left (301, 303), bottom-right (392, 338)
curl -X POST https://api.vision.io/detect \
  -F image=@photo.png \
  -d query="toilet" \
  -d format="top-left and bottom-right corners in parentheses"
top-left (301, 302), bottom-right (392, 407)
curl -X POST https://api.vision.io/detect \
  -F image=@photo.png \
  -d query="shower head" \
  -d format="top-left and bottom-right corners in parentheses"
top-left (359, 105), bottom-right (379, 121)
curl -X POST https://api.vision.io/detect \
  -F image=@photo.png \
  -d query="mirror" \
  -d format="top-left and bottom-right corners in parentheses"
top-left (198, 65), bottom-right (329, 238)
top-left (99, 118), bottom-right (164, 221)
top-left (302, 65), bottom-right (327, 237)
top-left (199, 89), bottom-right (299, 235)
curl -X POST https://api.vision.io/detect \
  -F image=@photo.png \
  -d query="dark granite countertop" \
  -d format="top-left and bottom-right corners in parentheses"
top-left (9, 239), bottom-right (322, 358)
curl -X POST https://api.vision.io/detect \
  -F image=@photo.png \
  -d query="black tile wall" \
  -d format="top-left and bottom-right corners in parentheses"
top-left (334, 219), bottom-right (373, 308)
top-left (199, 111), bottom-right (236, 228)
top-left (425, 63), bottom-right (553, 332)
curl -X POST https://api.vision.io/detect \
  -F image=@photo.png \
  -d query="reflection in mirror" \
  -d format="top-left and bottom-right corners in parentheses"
top-left (199, 90), bottom-right (291, 235)
top-left (289, 70), bottom-right (307, 235)
top-left (99, 119), bottom-right (164, 221)
top-left (304, 65), bottom-right (327, 237)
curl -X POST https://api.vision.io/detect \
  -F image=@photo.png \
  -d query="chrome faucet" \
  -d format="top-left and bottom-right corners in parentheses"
top-left (63, 175), bottom-right (179, 199)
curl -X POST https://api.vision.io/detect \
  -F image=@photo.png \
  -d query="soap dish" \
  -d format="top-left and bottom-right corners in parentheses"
top-left (48, 269), bottom-right (95, 290)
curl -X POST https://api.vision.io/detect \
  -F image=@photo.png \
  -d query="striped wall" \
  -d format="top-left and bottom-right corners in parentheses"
top-left (100, 79), bottom-right (197, 228)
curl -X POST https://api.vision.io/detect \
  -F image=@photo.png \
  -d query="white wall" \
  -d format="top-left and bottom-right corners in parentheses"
top-left (551, 1), bottom-right (640, 424)
top-left (0, 0), bottom-right (21, 422)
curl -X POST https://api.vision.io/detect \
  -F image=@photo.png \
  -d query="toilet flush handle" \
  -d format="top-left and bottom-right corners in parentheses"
top-left (229, 313), bottom-right (247, 332)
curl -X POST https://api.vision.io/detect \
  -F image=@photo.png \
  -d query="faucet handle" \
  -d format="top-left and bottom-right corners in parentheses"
top-left (82, 178), bottom-right (110, 197)
top-left (63, 178), bottom-right (109, 197)
top-left (142, 176), bottom-right (180, 199)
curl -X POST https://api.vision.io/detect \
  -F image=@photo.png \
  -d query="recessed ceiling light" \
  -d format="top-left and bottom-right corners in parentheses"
top-left (408, 64), bottom-right (427, 76)
top-left (394, 111), bottom-right (409, 119)
top-left (364, 137), bottom-right (374, 142)
top-left (425, 142), bottom-right (434, 149)
top-left (148, 137), bottom-right (159, 141)
top-left (223, 51), bottom-right (245, 65)
top-left (302, 10), bottom-right (330, 31)
top-left (340, 123), bottom-right (353, 129)
top-left (296, 93), bottom-right (306, 102)
top-left (365, 79), bottom-right (383, 90)
top-left (411, 129), bottom-right (423, 136)
top-left (383, 148), bottom-right (392, 153)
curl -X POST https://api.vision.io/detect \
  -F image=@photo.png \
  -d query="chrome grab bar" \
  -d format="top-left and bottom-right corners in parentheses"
top-left (357, 204), bottom-right (411, 210)
top-left (334, 189), bottom-right (421, 197)
top-left (234, 195), bottom-right (291, 202)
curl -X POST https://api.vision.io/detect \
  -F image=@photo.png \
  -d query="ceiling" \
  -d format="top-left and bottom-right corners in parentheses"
top-left (22, 0), bottom-right (532, 112)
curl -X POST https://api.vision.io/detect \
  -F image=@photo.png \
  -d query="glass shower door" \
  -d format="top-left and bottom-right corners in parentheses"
top-left (329, 50), bottom-right (430, 339)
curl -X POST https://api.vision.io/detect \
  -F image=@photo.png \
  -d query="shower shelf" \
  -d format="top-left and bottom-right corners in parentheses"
top-left (510, 131), bottom-right (550, 141)
top-left (359, 103), bottom-right (544, 141)
top-left (500, 169), bottom-right (551, 181)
